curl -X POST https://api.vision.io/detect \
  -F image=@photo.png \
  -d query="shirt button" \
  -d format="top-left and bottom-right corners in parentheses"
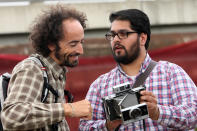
top-left (59, 74), bottom-right (64, 80)
top-left (136, 125), bottom-right (139, 129)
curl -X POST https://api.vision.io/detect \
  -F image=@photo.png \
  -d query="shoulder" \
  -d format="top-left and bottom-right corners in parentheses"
top-left (90, 67), bottom-right (118, 88)
top-left (155, 60), bottom-right (187, 76)
top-left (86, 67), bottom-right (117, 99)
top-left (12, 57), bottom-right (43, 75)
top-left (157, 60), bottom-right (183, 70)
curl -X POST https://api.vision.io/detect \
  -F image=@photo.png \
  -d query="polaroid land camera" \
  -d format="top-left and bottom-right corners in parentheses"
top-left (102, 82), bottom-right (149, 124)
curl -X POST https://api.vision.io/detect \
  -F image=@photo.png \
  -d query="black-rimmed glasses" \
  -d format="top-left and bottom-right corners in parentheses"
top-left (105, 30), bottom-right (138, 41)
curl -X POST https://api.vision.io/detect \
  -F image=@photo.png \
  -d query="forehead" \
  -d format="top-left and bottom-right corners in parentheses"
top-left (61, 19), bottom-right (84, 40)
top-left (62, 19), bottom-right (83, 33)
top-left (110, 20), bottom-right (132, 31)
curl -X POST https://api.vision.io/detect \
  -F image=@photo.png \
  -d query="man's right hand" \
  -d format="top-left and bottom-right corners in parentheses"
top-left (106, 119), bottom-right (122, 131)
top-left (63, 99), bottom-right (92, 120)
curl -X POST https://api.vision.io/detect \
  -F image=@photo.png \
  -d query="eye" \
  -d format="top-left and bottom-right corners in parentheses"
top-left (69, 41), bottom-right (78, 47)
top-left (69, 39), bottom-right (84, 47)
top-left (118, 31), bottom-right (127, 37)
top-left (109, 32), bottom-right (116, 37)
top-left (81, 39), bottom-right (85, 44)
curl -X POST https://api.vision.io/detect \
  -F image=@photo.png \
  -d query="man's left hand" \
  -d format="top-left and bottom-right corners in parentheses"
top-left (140, 90), bottom-right (160, 120)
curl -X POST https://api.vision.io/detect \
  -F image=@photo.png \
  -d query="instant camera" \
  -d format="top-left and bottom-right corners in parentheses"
top-left (102, 82), bottom-right (149, 124)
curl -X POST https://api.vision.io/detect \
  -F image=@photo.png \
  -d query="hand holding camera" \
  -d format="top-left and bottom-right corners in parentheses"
top-left (105, 119), bottom-right (122, 131)
top-left (140, 90), bottom-right (160, 120)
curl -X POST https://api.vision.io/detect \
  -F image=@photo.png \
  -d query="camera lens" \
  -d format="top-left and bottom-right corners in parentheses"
top-left (129, 108), bottom-right (142, 119)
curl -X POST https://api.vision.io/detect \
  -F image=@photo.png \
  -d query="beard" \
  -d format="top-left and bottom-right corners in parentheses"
top-left (61, 53), bottom-right (79, 67)
top-left (112, 36), bottom-right (140, 65)
top-left (55, 50), bottom-right (80, 67)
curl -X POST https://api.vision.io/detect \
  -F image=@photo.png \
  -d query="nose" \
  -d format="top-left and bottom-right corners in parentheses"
top-left (113, 34), bottom-right (121, 41)
top-left (111, 34), bottom-right (120, 46)
top-left (76, 43), bottom-right (84, 55)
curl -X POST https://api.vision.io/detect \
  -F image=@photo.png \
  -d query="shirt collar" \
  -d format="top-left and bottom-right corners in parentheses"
top-left (31, 54), bottom-right (67, 80)
top-left (117, 53), bottom-right (152, 76)
top-left (140, 53), bottom-right (152, 73)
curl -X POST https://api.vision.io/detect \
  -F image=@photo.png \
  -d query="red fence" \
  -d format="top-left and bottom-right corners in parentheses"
top-left (0, 40), bottom-right (197, 131)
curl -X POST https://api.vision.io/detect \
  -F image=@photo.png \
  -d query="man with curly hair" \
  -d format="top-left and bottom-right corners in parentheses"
top-left (1, 5), bottom-right (92, 130)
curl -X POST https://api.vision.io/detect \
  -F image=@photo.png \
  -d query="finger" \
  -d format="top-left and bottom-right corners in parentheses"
top-left (140, 91), bottom-right (156, 98)
top-left (83, 117), bottom-right (91, 120)
top-left (145, 102), bottom-right (158, 111)
top-left (107, 120), bottom-right (122, 127)
top-left (81, 117), bottom-right (90, 120)
top-left (140, 96), bottom-right (157, 104)
top-left (81, 114), bottom-right (92, 120)
top-left (140, 95), bottom-right (151, 101)
top-left (140, 100), bottom-right (146, 104)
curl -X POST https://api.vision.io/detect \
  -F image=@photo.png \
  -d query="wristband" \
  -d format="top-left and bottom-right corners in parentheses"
top-left (68, 103), bottom-right (74, 117)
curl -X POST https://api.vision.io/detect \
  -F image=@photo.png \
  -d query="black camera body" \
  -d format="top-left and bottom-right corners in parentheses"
top-left (102, 82), bottom-right (149, 124)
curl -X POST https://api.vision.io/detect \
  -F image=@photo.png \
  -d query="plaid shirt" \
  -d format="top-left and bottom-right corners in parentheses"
top-left (79, 53), bottom-right (197, 131)
top-left (1, 54), bottom-right (70, 131)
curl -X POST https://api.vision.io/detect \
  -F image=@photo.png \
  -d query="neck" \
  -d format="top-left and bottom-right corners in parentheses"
top-left (120, 50), bottom-right (146, 76)
top-left (49, 52), bottom-right (61, 65)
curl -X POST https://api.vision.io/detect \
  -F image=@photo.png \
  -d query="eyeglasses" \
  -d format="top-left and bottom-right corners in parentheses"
top-left (105, 30), bottom-right (138, 41)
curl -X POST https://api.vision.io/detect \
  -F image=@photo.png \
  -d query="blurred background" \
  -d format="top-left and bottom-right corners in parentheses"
top-left (0, 0), bottom-right (197, 130)
top-left (0, 0), bottom-right (197, 55)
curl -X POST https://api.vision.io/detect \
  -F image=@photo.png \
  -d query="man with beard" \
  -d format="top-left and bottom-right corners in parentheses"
top-left (79, 9), bottom-right (197, 130)
top-left (1, 5), bottom-right (92, 131)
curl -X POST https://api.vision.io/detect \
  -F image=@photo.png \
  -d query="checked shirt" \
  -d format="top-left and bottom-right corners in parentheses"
top-left (79, 53), bottom-right (197, 131)
top-left (1, 54), bottom-right (69, 131)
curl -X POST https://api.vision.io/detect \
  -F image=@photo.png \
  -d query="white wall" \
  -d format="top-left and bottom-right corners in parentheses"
top-left (0, 0), bottom-right (197, 34)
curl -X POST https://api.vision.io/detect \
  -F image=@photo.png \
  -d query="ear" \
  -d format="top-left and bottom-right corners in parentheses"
top-left (48, 44), bottom-right (55, 52)
top-left (139, 33), bottom-right (147, 47)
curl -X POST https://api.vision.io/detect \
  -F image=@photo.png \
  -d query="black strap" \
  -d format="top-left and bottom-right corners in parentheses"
top-left (133, 60), bottom-right (157, 88)
top-left (30, 57), bottom-right (59, 130)
top-left (2, 75), bottom-right (10, 100)
top-left (42, 77), bottom-right (59, 103)
top-left (115, 124), bottom-right (121, 131)
top-left (64, 90), bottom-right (74, 103)
top-left (134, 60), bottom-right (157, 131)
top-left (31, 56), bottom-right (74, 130)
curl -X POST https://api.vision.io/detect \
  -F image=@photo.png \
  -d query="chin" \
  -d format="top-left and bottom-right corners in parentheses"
top-left (68, 61), bottom-right (79, 67)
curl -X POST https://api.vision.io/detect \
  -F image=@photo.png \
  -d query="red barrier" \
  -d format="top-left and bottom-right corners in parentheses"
top-left (0, 40), bottom-right (197, 131)
top-left (0, 54), bottom-right (27, 74)
top-left (149, 39), bottom-right (197, 85)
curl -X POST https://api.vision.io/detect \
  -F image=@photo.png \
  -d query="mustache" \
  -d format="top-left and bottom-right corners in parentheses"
top-left (68, 52), bottom-right (81, 57)
top-left (113, 42), bottom-right (125, 51)
top-left (63, 52), bottom-right (81, 59)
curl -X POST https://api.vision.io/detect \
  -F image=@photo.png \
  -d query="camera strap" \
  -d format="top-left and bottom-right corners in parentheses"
top-left (132, 60), bottom-right (157, 88)
top-left (133, 60), bottom-right (157, 131)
